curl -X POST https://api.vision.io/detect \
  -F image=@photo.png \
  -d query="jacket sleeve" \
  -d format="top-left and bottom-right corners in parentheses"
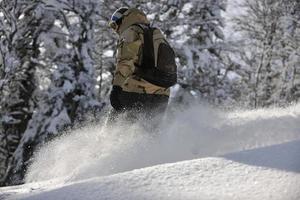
top-left (112, 26), bottom-right (142, 87)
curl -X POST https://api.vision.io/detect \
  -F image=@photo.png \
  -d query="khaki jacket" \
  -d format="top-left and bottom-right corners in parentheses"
top-left (112, 8), bottom-right (170, 96)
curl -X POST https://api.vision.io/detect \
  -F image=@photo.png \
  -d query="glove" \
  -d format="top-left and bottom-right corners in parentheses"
top-left (110, 86), bottom-right (123, 111)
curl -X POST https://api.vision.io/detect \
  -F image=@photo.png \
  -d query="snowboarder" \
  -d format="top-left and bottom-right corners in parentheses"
top-left (108, 7), bottom-right (177, 125)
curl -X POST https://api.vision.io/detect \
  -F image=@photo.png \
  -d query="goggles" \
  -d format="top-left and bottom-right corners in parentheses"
top-left (108, 8), bottom-right (130, 31)
top-left (108, 12), bottom-right (123, 31)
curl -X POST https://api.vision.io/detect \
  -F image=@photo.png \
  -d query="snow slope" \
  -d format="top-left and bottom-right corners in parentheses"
top-left (1, 103), bottom-right (300, 199)
top-left (1, 140), bottom-right (300, 200)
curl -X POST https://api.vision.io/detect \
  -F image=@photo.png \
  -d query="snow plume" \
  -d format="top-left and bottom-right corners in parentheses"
top-left (25, 103), bottom-right (300, 183)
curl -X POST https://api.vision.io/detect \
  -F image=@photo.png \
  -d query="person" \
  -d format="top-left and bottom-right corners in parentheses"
top-left (108, 7), bottom-right (175, 127)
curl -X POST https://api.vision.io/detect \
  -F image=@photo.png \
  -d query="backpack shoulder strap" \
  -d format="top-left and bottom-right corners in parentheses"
top-left (152, 28), bottom-right (167, 67)
top-left (132, 23), bottom-right (155, 69)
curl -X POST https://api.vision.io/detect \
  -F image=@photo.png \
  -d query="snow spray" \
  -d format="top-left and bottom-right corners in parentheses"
top-left (25, 103), bottom-right (300, 183)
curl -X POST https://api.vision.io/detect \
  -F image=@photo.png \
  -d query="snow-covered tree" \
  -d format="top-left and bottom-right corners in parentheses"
top-left (231, 0), bottom-right (300, 107)
top-left (167, 0), bottom-right (229, 104)
top-left (0, 0), bottom-right (43, 184)
top-left (1, 0), bottom-right (102, 185)
top-left (278, 0), bottom-right (300, 104)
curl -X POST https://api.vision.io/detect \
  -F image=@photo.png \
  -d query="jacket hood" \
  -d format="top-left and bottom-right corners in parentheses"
top-left (118, 8), bottom-right (150, 34)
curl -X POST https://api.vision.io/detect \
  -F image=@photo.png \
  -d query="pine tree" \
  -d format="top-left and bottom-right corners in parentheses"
top-left (1, 0), bottom-right (102, 185)
top-left (168, 0), bottom-right (227, 104)
top-left (0, 0), bottom-right (43, 184)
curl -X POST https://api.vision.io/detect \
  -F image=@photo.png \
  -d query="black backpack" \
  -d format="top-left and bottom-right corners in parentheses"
top-left (134, 24), bottom-right (177, 88)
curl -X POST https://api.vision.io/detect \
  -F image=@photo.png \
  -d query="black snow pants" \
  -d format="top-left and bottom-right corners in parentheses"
top-left (109, 86), bottom-right (169, 130)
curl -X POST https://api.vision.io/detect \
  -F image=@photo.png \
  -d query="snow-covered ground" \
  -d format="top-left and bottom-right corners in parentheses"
top-left (1, 141), bottom-right (300, 200)
top-left (1, 103), bottom-right (300, 200)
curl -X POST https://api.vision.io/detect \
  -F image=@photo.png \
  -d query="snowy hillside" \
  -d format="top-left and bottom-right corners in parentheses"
top-left (1, 104), bottom-right (300, 200)
top-left (1, 140), bottom-right (300, 200)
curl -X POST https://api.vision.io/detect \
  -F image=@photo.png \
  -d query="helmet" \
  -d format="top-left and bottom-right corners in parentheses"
top-left (109, 7), bottom-right (129, 31)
